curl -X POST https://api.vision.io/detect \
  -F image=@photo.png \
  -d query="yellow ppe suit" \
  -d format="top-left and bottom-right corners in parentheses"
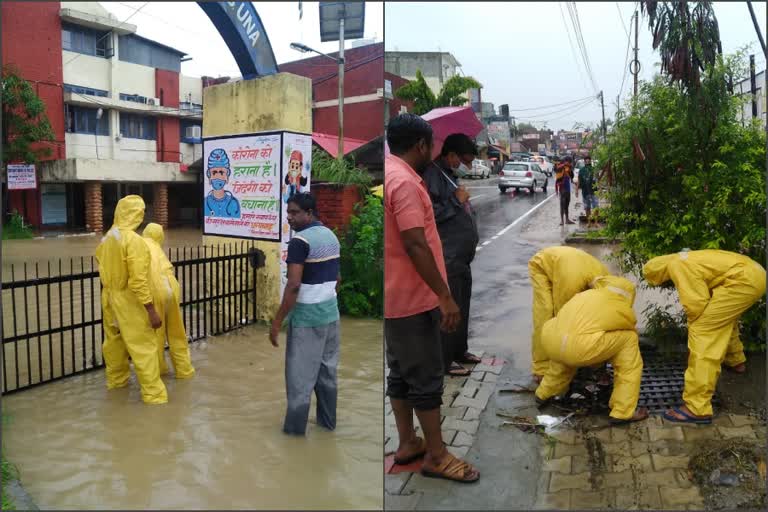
top-left (95, 195), bottom-right (167, 404)
top-left (142, 223), bottom-right (195, 379)
top-left (528, 246), bottom-right (611, 376)
top-left (535, 276), bottom-right (642, 420)
top-left (643, 250), bottom-right (766, 416)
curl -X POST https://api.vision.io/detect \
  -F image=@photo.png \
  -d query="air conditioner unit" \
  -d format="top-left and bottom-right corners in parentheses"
top-left (186, 126), bottom-right (202, 139)
top-left (147, 97), bottom-right (160, 106)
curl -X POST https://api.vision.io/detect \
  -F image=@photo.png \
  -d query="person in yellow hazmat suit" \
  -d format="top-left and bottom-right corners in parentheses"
top-left (535, 276), bottom-right (648, 423)
top-left (643, 249), bottom-right (766, 424)
top-left (528, 246), bottom-right (610, 381)
top-left (95, 195), bottom-right (167, 404)
top-left (142, 223), bottom-right (196, 379)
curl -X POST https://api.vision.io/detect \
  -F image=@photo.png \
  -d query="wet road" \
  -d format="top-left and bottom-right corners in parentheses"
top-left (2, 318), bottom-right (383, 510)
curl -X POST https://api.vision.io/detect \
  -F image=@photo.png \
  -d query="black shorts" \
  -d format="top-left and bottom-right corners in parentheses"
top-left (560, 191), bottom-right (571, 214)
top-left (384, 308), bottom-right (444, 410)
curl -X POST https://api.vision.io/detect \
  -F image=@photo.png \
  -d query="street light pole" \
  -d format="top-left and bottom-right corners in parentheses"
top-left (337, 18), bottom-right (345, 160)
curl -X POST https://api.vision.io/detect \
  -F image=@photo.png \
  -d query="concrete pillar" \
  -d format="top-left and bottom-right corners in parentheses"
top-left (84, 182), bottom-right (103, 233)
top-left (203, 73), bottom-right (312, 323)
top-left (153, 183), bottom-right (168, 228)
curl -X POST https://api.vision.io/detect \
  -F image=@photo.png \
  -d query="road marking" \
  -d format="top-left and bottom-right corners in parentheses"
top-left (496, 193), bottom-right (556, 237)
top-left (482, 241), bottom-right (492, 246)
top-left (491, 235), bottom-right (499, 240)
top-left (469, 194), bottom-right (489, 202)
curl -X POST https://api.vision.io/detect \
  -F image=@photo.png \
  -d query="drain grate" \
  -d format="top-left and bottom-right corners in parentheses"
top-left (563, 350), bottom-right (720, 415)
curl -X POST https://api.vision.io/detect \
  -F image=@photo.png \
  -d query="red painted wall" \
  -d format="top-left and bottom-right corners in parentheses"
top-left (313, 183), bottom-right (362, 234)
top-left (155, 69), bottom-right (181, 163)
top-left (1, 1), bottom-right (65, 226)
top-left (280, 43), bottom-right (385, 142)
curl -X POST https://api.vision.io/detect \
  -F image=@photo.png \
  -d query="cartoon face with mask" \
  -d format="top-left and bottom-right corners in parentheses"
top-left (283, 150), bottom-right (308, 203)
top-left (205, 148), bottom-right (241, 219)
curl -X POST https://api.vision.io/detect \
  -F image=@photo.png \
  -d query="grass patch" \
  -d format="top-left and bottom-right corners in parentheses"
top-left (2, 454), bottom-right (17, 511)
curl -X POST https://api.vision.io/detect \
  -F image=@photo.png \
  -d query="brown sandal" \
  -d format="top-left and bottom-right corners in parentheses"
top-left (421, 452), bottom-right (480, 483)
top-left (393, 437), bottom-right (426, 465)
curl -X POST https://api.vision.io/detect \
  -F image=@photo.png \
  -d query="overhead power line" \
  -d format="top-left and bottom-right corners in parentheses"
top-left (558, 2), bottom-right (592, 94)
top-left (618, 11), bottom-right (635, 101)
top-left (567, 2), bottom-right (600, 94)
top-left (505, 95), bottom-right (597, 112)
top-left (616, 2), bottom-right (630, 38)
top-left (515, 97), bottom-right (597, 122)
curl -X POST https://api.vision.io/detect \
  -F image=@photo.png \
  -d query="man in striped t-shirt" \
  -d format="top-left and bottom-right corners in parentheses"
top-left (270, 193), bottom-right (341, 436)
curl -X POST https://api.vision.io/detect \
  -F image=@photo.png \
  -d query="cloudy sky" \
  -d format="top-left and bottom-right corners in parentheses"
top-left (101, 1), bottom-right (383, 76)
top-left (385, 1), bottom-right (766, 131)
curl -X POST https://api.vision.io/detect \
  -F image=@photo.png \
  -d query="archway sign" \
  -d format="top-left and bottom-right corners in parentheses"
top-left (197, 1), bottom-right (279, 79)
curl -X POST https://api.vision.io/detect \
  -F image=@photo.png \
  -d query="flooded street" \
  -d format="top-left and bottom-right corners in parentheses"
top-left (2, 318), bottom-right (383, 510)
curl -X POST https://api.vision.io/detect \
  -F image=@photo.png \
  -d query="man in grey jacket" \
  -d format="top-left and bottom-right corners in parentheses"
top-left (422, 134), bottom-right (482, 377)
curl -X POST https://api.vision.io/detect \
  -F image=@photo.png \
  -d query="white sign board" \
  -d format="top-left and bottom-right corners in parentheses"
top-left (279, 132), bottom-right (313, 296)
top-left (203, 132), bottom-right (282, 240)
top-left (7, 164), bottom-right (37, 190)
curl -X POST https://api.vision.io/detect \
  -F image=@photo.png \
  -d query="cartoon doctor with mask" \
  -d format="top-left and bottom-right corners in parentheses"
top-left (205, 148), bottom-right (241, 219)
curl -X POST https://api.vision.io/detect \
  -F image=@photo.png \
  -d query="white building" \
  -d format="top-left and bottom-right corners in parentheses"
top-left (2, 1), bottom-right (206, 231)
top-left (734, 68), bottom-right (766, 127)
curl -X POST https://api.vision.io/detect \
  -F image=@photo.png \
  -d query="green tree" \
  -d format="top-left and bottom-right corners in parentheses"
top-left (394, 69), bottom-right (482, 115)
top-left (640, 1), bottom-right (722, 90)
top-left (1, 65), bottom-right (55, 164)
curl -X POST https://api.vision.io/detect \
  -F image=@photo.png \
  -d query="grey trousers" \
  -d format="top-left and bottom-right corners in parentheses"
top-left (283, 320), bottom-right (340, 435)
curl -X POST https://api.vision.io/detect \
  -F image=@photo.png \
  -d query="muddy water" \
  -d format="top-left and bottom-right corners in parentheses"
top-left (1, 318), bottom-right (384, 510)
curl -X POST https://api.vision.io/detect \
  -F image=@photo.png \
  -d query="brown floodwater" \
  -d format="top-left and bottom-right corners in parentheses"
top-left (1, 318), bottom-right (383, 510)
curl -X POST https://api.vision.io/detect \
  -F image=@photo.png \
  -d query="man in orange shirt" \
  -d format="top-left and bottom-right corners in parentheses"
top-left (385, 113), bottom-right (480, 483)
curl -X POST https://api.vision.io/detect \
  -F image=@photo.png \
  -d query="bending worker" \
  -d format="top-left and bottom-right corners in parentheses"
top-left (535, 276), bottom-right (648, 423)
top-left (143, 223), bottom-right (196, 379)
top-left (643, 249), bottom-right (766, 424)
top-left (95, 195), bottom-right (167, 404)
top-left (528, 246), bottom-right (610, 382)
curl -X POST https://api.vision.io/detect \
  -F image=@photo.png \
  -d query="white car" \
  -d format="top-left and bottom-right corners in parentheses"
top-left (499, 161), bottom-right (549, 193)
top-left (530, 155), bottom-right (554, 177)
top-left (466, 158), bottom-right (491, 179)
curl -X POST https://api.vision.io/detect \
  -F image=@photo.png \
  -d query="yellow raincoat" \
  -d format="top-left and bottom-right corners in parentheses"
top-left (95, 196), bottom-right (167, 404)
top-left (143, 223), bottom-right (195, 379)
top-left (535, 276), bottom-right (643, 420)
top-left (528, 246), bottom-right (611, 376)
top-left (643, 250), bottom-right (766, 416)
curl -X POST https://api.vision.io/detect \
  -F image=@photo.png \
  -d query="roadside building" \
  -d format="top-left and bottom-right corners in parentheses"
top-left (384, 51), bottom-right (461, 96)
top-left (734, 68), bottom-right (766, 127)
top-left (1, 1), bottom-right (204, 232)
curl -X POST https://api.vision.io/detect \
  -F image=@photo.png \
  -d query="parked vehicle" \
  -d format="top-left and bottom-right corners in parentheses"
top-left (466, 158), bottom-right (491, 179)
top-left (498, 161), bottom-right (548, 194)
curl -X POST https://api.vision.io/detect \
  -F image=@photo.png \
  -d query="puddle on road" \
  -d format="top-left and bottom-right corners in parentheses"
top-left (2, 318), bottom-right (383, 510)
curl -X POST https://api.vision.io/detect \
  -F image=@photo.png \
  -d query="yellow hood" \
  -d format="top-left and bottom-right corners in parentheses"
top-left (113, 195), bottom-right (145, 231)
top-left (642, 254), bottom-right (678, 286)
top-left (591, 275), bottom-right (636, 305)
top-left (143, 223), bottom-right (165, 245)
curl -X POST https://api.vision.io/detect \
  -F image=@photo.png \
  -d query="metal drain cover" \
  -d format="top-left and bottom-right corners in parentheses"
top-left (564, 349), bottom-right (720, 414)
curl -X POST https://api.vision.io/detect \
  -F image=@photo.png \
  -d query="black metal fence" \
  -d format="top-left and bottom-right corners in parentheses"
top-left (1, 243), bottom-right (260, 394)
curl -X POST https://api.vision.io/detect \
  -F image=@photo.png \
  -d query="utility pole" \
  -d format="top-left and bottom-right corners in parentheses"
top-left (750, 54), bottom-right (758, 119)
top-left (599, 91), bottom-right (606, 143)
top-left (633, 10), bottom-right (639, 98)
top-left (746, 2), bottom-right (767, 58)
top-left (337, 17), bottom-right (345, 160)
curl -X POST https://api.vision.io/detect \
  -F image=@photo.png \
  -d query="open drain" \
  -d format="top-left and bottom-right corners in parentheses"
top-left (561, 349), bottom-right (720, 415)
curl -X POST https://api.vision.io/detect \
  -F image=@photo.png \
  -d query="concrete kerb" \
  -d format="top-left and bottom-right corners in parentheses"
top-left (6, 478), bottom-right (40, 511)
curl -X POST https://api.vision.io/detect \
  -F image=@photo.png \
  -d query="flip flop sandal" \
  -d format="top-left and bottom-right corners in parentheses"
top-left (458, 352), bottom-right (482, 364)
top-left (609, 412), bottom-right (648, 425)
top-left (447, 363), bottom-right (471, 377)
top-left (724, 364), bottom-right (746, 374)
top-left (663, 406), bottom-right (712, 425)
top-left (393, 437), bottom-right (427, 465)
top-left (421, 453), bottom-right (480, 483)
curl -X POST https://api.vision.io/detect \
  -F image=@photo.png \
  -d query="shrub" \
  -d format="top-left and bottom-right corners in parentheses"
top-left (2, 212), bottom-right (34, 240)
top-left (594, 52), bottom-right (766, 350)
top-left (337, 194), bottom-right (383, 317)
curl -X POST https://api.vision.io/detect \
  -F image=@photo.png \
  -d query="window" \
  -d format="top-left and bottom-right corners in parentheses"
top-left (62, 23), bottom-right (112, 58)
top-left (180, 119), bottom-right (202, 143)
top-left (120, 93), bottom-right (150, 104)
top-left (180, 101), bottom-right (203, 113)
top-left (118, 34), bottom-right (182, 72)
top-left (64, 84), bottom-right (109, 97)
top-left (120, 113), bottom-right (157, 140)
top-left (65, 105), bottom-right (110, 135)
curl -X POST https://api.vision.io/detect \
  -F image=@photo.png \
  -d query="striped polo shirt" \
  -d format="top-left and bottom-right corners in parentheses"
top-left (286, 221), bottom-right (341, 327)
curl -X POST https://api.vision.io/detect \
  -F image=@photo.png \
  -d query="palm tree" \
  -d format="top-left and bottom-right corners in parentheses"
top-left (394, 69), bottom-right (482, 115)
top-left (640, 1), bottom-right (722, 89)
